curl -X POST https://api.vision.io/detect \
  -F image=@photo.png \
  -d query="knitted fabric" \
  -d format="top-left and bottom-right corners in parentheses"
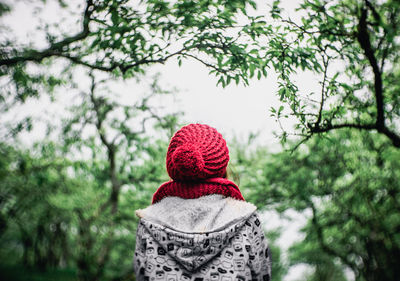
top-left (152, 123), bottom-right (245, 204)
top-left (152, 178), bottom-right (244, 204)
top-left (166, 124), bottom-right (229, 181)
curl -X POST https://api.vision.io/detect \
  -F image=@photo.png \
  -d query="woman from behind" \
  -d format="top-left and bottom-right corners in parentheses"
top-left (134, 123), bottom-right (271, 281)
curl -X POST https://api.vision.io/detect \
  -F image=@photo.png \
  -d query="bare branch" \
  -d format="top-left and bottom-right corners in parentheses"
top-left (87, 73), bottom-right (121, 214)
top-left (357, 7), bottom-right (384, 127)
top-left (316, 55), bottom-right (329, 127)
top-left (311, 122), bottom-right (375, 132)
top-left (183, 53), bottom-right (228, 74)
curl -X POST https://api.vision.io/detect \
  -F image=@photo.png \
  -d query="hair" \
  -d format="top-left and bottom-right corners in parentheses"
top-left (226, 163), bottom-right (240, 186)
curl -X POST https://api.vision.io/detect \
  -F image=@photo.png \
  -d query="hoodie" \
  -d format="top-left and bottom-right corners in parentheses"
top-left (133, 195), bottom-right (271, 281)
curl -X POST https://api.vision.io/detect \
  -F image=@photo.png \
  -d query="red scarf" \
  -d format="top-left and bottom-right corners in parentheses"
top-left (152, 177), bottom-right (245, 204)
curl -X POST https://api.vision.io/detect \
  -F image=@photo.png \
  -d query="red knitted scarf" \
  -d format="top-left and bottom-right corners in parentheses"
top-left (152, 177), bottom-right (245, 204)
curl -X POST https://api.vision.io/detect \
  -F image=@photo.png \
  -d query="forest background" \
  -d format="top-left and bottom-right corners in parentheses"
top-left (0, 0), bottom-right (399, 281)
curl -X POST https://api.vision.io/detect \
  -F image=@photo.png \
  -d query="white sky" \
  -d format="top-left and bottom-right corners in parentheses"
top-left (153, 60), bottom-right (284, 144)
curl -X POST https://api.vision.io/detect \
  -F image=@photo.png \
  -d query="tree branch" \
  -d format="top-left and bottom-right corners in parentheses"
top-left (88, 74), bottom-right (120, 214)
top-left (309, 121), bottom-right (400, 147)
top-left (183, 53), bottom-right (228, 74)
top-left (357, 7), bottom-right (384, 127)
top-left (309, 203), bottom-right (358, 272)
top-left (353, 5), bottom-right (400, 148)
top-left (0, 0), bottom-right (94, 67)
top-left (304, 3), bottom-right (400, 149)
top-left (59, 45), bottom-right (187, 74)
top-left (311, 122), bottom-right (375, 132)
top-left (316, 55), bottom-right (329, 127)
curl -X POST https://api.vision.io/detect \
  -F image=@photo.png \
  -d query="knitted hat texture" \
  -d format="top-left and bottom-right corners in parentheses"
top-left (151, 123), bottom-right (245, 204)
top-left (166, 124), bottom-right (229, 181)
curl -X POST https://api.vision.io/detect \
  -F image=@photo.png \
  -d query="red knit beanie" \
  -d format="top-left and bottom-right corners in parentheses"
top-left (166, 124), bottom-right (229, 181)
top-left (152, 124), bottom-right (245, 204)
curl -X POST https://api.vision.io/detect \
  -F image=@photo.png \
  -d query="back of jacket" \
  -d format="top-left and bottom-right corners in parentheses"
top-left (133, 195), bottom-right (271, 281)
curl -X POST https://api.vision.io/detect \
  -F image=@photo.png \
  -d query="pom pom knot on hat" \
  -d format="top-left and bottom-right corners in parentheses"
top-left (166, 124), bottom-right (229, 181)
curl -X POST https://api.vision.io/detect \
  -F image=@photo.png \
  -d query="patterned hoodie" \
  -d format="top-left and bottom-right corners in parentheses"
top-left (133, 195), bottom-right (271, 281)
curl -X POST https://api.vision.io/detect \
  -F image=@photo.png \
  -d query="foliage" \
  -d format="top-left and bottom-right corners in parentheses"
top-left (54, 74), bottom-right (179, 281)
top-left (0, 72), bottom-right (181, 281)
top-left (4, 0), bottom-right (399, 149)
top-left (0, 264), bottom-right (76, 281)
top-left (0, 142), bottom-right (73, 269)
top-left (265, 230), bottom-right (288, 281)
top-left (0, 0), bottom-right (271, 104)
top-left (268, 0), bottom-right (400, 148)
top-left (289, 237), bottom-right (347, 281)
top-left (248, 130), bottom-right (400, 280)
top-left (0, 137), bottom-right (168, 281)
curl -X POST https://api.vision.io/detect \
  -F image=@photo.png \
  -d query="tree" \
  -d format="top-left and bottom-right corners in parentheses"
top-left (289, 232), bottom-right (348, 281)
top-left (248, 130), bottom-right (400, 280)
top-left (0, 0), bottom-right (270, 104)
top-left (0, 72), bottom-right (180, 281)
top-left (3, 0), bottom-right (399, 150)
top-left (57, 74), bottom-right (179, 281)
top-left (0, 141), bottom-right (73, 270)
top-left (268, 0), bottom-right (400, 148)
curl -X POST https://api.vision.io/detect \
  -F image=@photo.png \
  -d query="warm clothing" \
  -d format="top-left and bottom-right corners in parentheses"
top-left (133, 124), bottom-right (271, 280)
top-left (152, 178), bottom-right (244, 204)
top-left (134, 195), bottom-right (271, 281)
top-left (166, 124), bottom-right (229, 181)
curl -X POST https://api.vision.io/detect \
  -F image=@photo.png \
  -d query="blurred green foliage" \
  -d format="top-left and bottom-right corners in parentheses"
top-left (0, 264), bottom-right (76, 281)
top-left (236, 130), bottom-right (400, 281)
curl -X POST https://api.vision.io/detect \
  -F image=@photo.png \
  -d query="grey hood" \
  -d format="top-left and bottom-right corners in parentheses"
top-left (135, 195), bottom-right (257, 271)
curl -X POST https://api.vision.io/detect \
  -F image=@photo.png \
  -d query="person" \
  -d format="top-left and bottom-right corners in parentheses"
top-left (133, 123), bottom-right (271, 281)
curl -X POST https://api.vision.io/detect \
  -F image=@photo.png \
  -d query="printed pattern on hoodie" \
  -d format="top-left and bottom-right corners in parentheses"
top-left (133, 213), bottom-right (271, 281)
